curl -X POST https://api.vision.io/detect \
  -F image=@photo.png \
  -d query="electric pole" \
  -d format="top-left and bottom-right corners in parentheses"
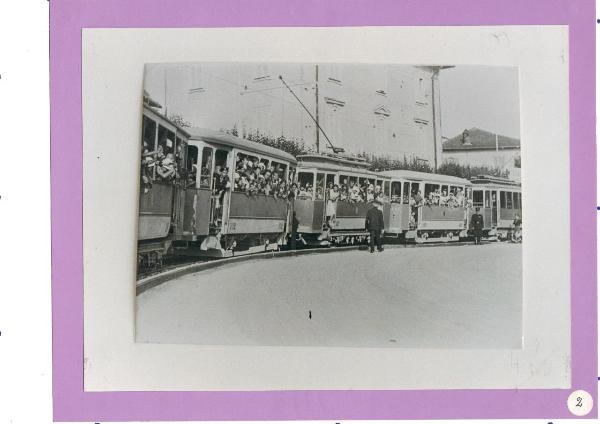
top-left (315, 64), bottom-right (320, 153)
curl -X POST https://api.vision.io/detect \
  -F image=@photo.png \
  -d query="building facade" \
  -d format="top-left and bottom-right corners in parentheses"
top-left (144, 63), bottom-right (447, 168)
top-left (442, 128), bottom-right (521, 181)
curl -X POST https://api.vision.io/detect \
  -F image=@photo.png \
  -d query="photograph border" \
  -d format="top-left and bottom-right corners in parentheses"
top-left (51, 0), bottom-right (596, 420)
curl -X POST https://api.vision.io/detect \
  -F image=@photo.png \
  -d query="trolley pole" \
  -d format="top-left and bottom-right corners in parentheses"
top-left (278, 74), bottom-right (342, 153)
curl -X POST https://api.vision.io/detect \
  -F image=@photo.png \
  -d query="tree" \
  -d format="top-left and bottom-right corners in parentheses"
top-left (514, 155), bottom-right (521, 168)
top-left (225, 128), bottom-right (311, 157)
top-left (168, 114), bottom-right (191, 128)
top-left (221, 128), bottom-right (512, 180)
top-left (437, 161), bottom-right (510, 179)
top-left (356, 151), bottom-right (434, 173)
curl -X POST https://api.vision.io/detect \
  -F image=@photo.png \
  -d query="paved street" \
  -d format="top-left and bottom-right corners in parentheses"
top-left (136, 243), bottom-right (522, 348)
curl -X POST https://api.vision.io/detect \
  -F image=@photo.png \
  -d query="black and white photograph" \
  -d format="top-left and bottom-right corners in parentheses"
top-left (135, 62), bottom-right (522, 349)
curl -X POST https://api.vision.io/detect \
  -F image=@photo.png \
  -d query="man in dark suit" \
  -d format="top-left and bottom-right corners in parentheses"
top-left (365, 198), bottom-right (385, 253)
top-left (470, 207), bottom-right (484, 245)
top-left (290, 211), bottom-right (299, 250)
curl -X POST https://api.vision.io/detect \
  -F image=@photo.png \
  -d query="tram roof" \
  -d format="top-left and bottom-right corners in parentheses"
top-left (470, 175), bottom-right (521, 187)
top-left (143, 105), bottom-right (191, 138)
top-left (297, 155), bottom-right (385, 178)
top-left (187, 128), bottom-right (297, 164)
top-left (379, 169), bottom-right (471, 185)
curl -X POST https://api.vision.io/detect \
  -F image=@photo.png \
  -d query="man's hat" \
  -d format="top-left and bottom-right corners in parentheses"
top-left (373, 198), bottom-right (383, 205)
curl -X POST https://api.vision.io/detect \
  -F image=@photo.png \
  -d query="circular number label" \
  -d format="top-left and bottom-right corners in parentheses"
top-left (567, 389), bottom-right (593, 416)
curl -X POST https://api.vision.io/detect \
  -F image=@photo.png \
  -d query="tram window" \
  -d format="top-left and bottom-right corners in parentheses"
top-left (315, 173), bottom-right (325, 200)
top-left (186, 145), bottom-right (198, 187)
top-left (259, 158), bottom-right (270, 170)
top-left (214, 150), bottom-right (229, 170)
top-left (513, 192), bottom-right (520, 209)
top-left (142, 116), bottom-right (157, 151)
top-left (153, 126), bottom-right (176, 182)
top-left (176, 136), bottom-right (186, 165)
top-left (141, 117), bottom-right (158, 181)
top-left (279, 163), bottom-right (288, 180)
top-left (288, 166), bottom-right (296, 184)
top-left (491, 191), bottom-right (497, 206)
top-left (326, 173), bottom-right (335, 188)
top-left (484, 191), bottom-right (490, 208)
top-left (449, 186), bottom-right (458, 195)
top-left (383, 181), bottom-right (391, 197)
top-left (157, 125), bottom-right (175, 155)
top-left (424, 183), bottom-right (440, 200)
top-left (500, 191), bottom-right (507, 208)
top-left (403, 182), bottom-right (410, 204)
top-left (440, 184), bottom-right (448, 197)
top-left (247, 156), bottom-right (260, 177)
top-left (298, 172), bottom-right (315, 199)
top-left (506, 192), bottom-right (513, 209)
top-left (339, 175), bottom-right (349, 189)
top-left (391, 181), bottom-right (402, 203)
top-left (271, 160), bottom-right (286, 179)
top-left (472, 190), bottom-right (484, 207)
top-left (199, 147), bottom-right (213, 188)
top-left (410, 183), bottom-right (420, 199)
top-left (348, 176), bottom-right (358, 186)
top-left (516, 193), bottom-right (522, 209)
top-left (235, 152), bottom-right (246, 170)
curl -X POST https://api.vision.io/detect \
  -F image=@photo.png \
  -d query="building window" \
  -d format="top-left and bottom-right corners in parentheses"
top-left (253, 65), bottom-right (271, 82)
top-left (324, 97), bottom-right (345, 112)
top-left (374, 105), bottom-right (391, 118)
top-left (253, 75), bottom-right (272, 82)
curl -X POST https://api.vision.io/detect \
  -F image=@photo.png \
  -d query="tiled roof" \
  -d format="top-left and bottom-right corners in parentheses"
top-left (443, 127), bottom-right (520, 151)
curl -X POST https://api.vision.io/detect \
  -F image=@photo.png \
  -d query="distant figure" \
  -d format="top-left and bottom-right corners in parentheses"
top-left (365, 198), bottom-right (385, 253)
top-left (470, 207), bottom-right (484, 245)
top-left (290, 211), bottom-right (299, 250)
top-left (512, 214), bottom-right (522, 243)
top-left (326, 184), bottom-right (339, 228)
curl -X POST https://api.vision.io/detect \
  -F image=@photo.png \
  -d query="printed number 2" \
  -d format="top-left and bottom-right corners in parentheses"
top-left (576, 397), bottom-right (583, 407)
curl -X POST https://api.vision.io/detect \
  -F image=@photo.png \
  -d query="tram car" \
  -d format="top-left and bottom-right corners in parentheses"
top-left (293, 154), bottom-right (392, 245)
top-left (138, 105), bottom-right (191, 267)
top-left (379, 170), bottom-right (472, 243)
top-left (138, 105), bottom-right (297, 267)
top-left (469, 175), bottom-right (522, 240)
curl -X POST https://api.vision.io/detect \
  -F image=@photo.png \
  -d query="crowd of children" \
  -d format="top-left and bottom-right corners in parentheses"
top-left (232, 154), bottom-right (295, 199)
top-left (141, 144), bottom-right (471, 212)
top-left (141, 141), bottom-right (182, 193)
top-left (424, 187), bottom-right (468, 208)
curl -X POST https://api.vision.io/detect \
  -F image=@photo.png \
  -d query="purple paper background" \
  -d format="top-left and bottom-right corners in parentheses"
top-left (50, 0), bottom-right (597, 421)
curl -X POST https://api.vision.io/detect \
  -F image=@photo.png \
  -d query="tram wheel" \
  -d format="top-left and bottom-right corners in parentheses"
top-left (415, 232), bottom-right (428, 244)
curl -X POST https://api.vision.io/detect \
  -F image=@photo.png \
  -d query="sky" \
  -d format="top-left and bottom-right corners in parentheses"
top-left (144, 63), bottom-right (521, 142)
top-left (439, 66), bottom-right (520, 139)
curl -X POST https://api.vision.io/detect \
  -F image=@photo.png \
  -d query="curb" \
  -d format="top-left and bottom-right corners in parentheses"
top-left (136, 240), bottom-right (479, 295)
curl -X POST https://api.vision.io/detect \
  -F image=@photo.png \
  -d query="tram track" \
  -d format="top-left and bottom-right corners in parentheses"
top-left (137, 239), bottom-right (490, 295)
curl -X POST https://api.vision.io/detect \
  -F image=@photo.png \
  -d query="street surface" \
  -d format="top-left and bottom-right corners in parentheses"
top-left (136, 243), bottom-right (522, 348)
